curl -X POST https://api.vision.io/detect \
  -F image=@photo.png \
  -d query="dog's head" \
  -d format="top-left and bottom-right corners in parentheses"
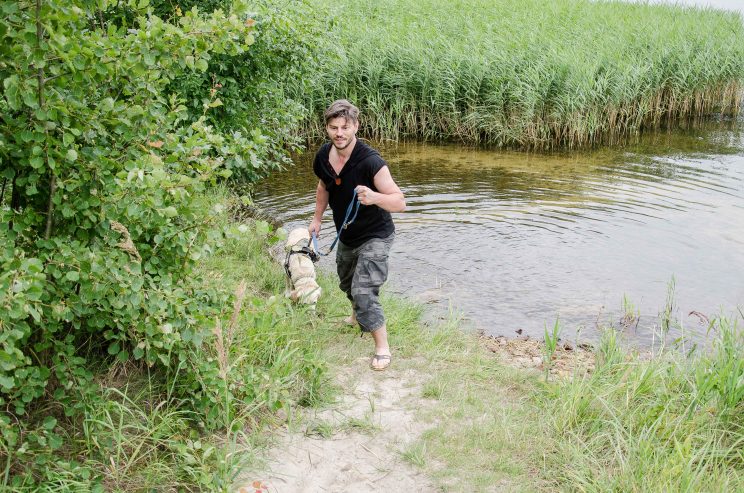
top-left (286, 227), bottom-right (310, 251)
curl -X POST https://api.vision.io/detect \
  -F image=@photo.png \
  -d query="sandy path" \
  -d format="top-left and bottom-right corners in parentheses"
top-left (238, 357), bottom-right (438, 492)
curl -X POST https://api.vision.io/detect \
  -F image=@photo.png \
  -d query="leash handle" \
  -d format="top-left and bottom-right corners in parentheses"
top-left (311, 231), bottom-right (320, 253)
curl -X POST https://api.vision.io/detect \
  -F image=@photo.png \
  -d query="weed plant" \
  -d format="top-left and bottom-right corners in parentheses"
top-left (544, 317), bottom-right (561, 380)
top-left (298, 0), bottom-right (744, 147)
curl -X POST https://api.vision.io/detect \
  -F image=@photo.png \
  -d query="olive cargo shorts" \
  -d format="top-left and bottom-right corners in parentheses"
top-left (336, 233), bottom-right (394, 332)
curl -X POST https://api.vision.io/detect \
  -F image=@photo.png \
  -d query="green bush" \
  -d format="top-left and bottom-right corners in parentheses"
top-left (0, 0), bottom-right (282, 487)
top-left (152, 0), bottom-right (325, 183)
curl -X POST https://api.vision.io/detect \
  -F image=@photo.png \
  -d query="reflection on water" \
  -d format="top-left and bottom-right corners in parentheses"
top-left (254, 120), bottom-right (744, 343)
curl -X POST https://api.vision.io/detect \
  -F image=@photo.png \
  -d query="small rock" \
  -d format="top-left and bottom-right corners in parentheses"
top-left (513, 357), bottom-right (530, 367)
top-left (274, 408), bottom-right (288, 423)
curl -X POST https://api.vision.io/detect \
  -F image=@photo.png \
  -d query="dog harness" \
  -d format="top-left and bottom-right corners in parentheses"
top-left (284, 189), bottom-right (362, 277)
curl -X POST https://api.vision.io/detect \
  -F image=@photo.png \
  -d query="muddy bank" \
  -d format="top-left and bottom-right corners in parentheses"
top-left (480, 334), bottom-right (596, 378)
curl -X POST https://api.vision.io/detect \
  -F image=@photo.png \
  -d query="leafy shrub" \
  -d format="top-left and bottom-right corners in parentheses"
top-left (0, 0), bottom-right (275, 486)
top-left (151, 0), bottom-right (326, 183)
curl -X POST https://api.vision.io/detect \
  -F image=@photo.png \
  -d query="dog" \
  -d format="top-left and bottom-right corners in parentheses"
top-left (284, 227), bottom-right (322, 306)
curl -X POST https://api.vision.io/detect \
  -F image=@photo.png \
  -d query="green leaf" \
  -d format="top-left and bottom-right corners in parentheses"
top-left (195, 59), bottom-right (209, 72)
top-left (0, 375), bottom-right (14, 390)
top-left (66, 149), bottom-right (78, 161)
top-left (133, 346), bottom-right (144, 359)
top-left (0, 352), bottom-right (18, 371)
top-left (43, 416), bottom-right (57, 430)
top-left (101, 97), bottom-right (115, 112)
top-left (2, 2), bottom-right (19, 14)
top-left (65, 271), bottom-right (79, 282)
top-left (49, 434), bottom-right (63, 450)
top-left (25, 258), bottom-right (44, 273)
top-left (107, 342), bottom-right (120, 355)
top-left (255, 220), bottom-right (270, 235)
top-left (3, 75), bottom-right (20, 110)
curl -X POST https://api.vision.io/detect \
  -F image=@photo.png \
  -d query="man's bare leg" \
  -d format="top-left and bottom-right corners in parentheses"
top-left (344, 307), bottom-right (356, 325)
top-left (370, 325), bottom-right (391, 370)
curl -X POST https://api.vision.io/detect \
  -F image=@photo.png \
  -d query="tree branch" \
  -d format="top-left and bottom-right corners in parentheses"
top-left (44, 175), bottom-right (55, 240)
top-left (37, 0), bottom-right (55, 240)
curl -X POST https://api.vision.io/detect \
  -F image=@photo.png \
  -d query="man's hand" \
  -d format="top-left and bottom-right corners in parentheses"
top-left (355, 185), bottom-right (380, 206)
top-left (309, 218), bottom-right (322, 238)
top-left (355, 167), bottom-right (406, 213)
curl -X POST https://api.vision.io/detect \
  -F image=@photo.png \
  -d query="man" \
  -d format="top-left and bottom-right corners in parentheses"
top-left (309, 100), bottom-right (406, 371)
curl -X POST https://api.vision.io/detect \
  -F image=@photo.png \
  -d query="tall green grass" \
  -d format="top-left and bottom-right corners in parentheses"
top-left (539, 316), bottom-right (744, 491)
top-left (298, 0), bottom-right (744, 147)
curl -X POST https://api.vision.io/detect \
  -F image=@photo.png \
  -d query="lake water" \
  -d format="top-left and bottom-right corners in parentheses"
top-left (254, 120), bottom-right (744, 343)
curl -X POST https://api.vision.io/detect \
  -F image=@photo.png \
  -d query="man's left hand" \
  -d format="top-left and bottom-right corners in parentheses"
top-left (355, 185), bottom-right (379, 206)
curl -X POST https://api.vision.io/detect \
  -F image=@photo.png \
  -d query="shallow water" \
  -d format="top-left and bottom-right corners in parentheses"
top-left (254, 120), bottom-right (744, 343)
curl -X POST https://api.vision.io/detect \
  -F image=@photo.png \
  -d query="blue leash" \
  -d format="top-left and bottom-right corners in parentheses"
top-left (311, 189), bottom-right (361, 258)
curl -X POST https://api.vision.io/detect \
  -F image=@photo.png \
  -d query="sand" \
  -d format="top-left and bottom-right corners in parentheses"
top-left (237, 357), bottom-right (439, 493)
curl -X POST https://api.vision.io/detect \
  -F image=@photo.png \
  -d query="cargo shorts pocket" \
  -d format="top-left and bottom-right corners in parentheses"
top-left (357, 255), bottom-right (389, 287)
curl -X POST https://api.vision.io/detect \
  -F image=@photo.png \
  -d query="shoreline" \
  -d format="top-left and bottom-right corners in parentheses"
top-left (236, 248), bottom-right (743, 491)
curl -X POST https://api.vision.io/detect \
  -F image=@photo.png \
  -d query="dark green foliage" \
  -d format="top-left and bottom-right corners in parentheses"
top-left (0, 0), bottom-right (304, 487)
top-left (152, 0), bottom-right (325, 182)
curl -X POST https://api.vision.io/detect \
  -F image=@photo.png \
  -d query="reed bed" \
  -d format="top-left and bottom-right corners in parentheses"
top-left (297, 0), bottom-right (744, 147)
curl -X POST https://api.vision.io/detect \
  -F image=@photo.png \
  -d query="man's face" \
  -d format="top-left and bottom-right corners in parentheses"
top-left (326, 116), bottom-right (358, 151)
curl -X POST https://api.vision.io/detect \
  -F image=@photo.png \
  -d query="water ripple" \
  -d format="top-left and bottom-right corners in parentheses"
top-left (253, 128), bottom-right (744, 343)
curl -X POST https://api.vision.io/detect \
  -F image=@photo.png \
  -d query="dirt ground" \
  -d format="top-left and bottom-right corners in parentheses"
top-left (236, 336), bottom-right (595, 492)
top-left (237, 356), bottom-right (439, 493)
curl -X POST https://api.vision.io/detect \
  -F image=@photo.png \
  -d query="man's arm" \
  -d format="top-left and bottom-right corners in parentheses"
top-left (309, 179), bottom-right (329, 237)
top-left (355, 166), bottom-right (406, 213)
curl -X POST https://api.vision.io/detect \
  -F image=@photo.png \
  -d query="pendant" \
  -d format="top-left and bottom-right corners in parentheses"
top-left (335, 177), bottom-right (341, 185)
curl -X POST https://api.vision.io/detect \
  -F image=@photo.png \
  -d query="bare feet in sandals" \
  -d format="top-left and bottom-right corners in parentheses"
top-left (371, 353), bottom-right (392, 371)
top-left (370, 325), bottom-right (391, 370)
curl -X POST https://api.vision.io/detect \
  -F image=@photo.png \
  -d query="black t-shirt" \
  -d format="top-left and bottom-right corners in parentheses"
top-left (313, 140), bottom-right (395, 248)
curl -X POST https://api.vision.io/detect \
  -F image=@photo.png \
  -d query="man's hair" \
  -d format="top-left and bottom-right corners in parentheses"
top-left (324, 99), bottom-right (359, 124)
